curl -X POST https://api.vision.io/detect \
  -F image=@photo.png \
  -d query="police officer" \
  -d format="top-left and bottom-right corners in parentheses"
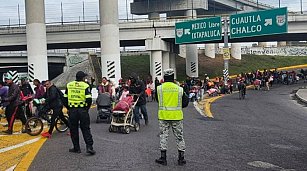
top-left (64, 71), bottom-right (95, 155)
top-left (155, 69), bottom-right (189, 166)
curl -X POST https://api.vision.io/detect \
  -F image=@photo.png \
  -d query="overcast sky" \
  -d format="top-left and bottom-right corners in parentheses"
top-left (0, 0), bottom-right (305, 25)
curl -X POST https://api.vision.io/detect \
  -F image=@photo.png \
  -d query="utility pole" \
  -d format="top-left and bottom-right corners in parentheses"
top-left (61, 2), bottom-right (64, 24)
top-left (301, 0), bottom-right (303, 14)
top-left (223, 17), bottom-right (229, 85)
top-left (18, 4), bottom-right (20, 26)
top-left (82, 1), bottom-right (85, 22)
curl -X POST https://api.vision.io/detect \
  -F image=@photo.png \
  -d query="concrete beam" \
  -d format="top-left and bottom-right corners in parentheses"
top-left (131, 0), bottom-right (208, 15)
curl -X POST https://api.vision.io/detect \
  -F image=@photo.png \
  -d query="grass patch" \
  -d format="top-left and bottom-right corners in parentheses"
top-left (121, 54), bottom-right (307, 81)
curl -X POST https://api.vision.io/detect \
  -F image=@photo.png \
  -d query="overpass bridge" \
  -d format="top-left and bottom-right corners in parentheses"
top-left (0, 14), bottom-right (306, 51)
top-left (1, 0), bottom-right (306, 82)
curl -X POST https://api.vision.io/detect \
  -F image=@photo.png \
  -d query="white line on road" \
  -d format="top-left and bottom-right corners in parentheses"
top-left (5, 164), bottom-right (17, 171)
top-left (248, 161), bottom-right (295, 171)
top-left (0, 137), bottom-right (41, 153)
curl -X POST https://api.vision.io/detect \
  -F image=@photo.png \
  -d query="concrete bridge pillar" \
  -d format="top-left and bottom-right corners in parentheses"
top-left (231, 43), bottom-right (242, 60)
top-left (277, 41), bottom-right (287, 47)
top-left (146, 38), bottom-right (169, 82)
top-left (185, 10), bottom-right (198, 78)
top-left (258, 42), bottom-right (267, 47)
top-left (162, 51), bottom-right (170, 71)
top-left (151, 51), bottom-right (163, 81)
top-left (99, 0), bottom-right (121, 84)
top-left (205, 44), bottom-right (215, 58)
top-left (25, 0), bottom-right (48, 81)
top-left (169, 52), bottom-right (177, 79)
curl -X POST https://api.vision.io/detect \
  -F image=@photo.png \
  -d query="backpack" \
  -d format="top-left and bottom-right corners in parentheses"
top-left (55, 87), bottom-right (66, 106)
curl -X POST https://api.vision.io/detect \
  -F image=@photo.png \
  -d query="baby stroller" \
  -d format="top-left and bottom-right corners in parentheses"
top-left (96, 93), bottom-right (113, 123)
top-left (109, 95), bottom-right (139, 134)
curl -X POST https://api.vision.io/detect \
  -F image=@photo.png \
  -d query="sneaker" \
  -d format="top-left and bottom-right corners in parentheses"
top-left (2, 130), bottom-right (12, 135)
top-left (41, 132), bottom-right (52, 138)
top-left (69, 148), bottom-right (81, 153)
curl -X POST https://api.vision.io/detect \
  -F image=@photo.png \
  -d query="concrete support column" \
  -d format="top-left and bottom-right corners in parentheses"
top-left (146, 38), bottom-right (169, 82)
top-left (149, 55), bottom-right (153, 76)
top-left (186, 44), bottom-right (198, 77)
top-left (258, 42), bottom-right (267, 47)
top-left (185, 10), bottom-right (198, 77)
top-left (277, 41), bottom-right (287, 47)
top-left (215, 43), bottom-right (220, 54)
top-left (205, 44), bottom-right (215, 58)
top-left (169, 53), bottom-right (177, 79)
top-left (25, 0), bottom-right (48, 81)
top-left (148, 12), bottom-right (160, 20)
top-left (99, 0), bottom-right (121, 84)
top-left (185, 10), bottom-right (197, 19)
top-left (231, 43), bottom-right (242, 60)
top-left (162, 51), bottom-right (170, 71)
top-left (151, 51), bottom-right (163, 81)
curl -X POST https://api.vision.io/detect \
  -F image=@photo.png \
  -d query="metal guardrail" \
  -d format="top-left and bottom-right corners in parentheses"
top-left (0, 13), bottom-right (306, 35)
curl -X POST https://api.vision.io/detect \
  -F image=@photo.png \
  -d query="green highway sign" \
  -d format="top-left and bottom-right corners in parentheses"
top-left (230, 8), bottom-right (288, 39)
top-left (175, 17), bottom-right (222, 44)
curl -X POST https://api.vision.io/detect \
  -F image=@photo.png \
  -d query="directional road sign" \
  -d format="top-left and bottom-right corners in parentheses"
top-left (230, 8), bottom-right (288, 39)
top-left (175, 17), bottom-right (222, 44)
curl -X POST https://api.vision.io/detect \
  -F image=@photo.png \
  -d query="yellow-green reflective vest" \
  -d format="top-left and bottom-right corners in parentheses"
top-left (66, 81), bottom-right (91, 108)
top-left (157, 82), bottom-right (183, 120)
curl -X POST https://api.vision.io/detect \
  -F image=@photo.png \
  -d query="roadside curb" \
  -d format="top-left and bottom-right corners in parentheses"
top-left (196, 96), bottom-right (223, 118)
top-left (295, 89), bottom-right (307, 104)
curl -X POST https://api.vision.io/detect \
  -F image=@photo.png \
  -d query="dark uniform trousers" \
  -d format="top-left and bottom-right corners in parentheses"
top-left (69, 107), bottom-right (94, 149)
top-left (6, 105), bottom-right (27, 131)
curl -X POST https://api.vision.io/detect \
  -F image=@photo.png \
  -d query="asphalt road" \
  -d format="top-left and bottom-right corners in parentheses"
top-left (30, 83), bottom-right (307, 171)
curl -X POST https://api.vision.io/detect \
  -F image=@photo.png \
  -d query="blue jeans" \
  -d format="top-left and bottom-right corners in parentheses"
top-left (133, 105), bottom-right (148, 124)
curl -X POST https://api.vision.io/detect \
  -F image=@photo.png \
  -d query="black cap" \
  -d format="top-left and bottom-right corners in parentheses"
top-left (76, 71), bottom-right (88, 79)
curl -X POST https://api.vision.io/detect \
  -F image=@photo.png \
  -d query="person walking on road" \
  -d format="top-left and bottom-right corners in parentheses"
top-left (2, 75), bottom-right (27, 134)
top-left (155, 69), bottom-right (189, 166)
top-left (129, 73), bottom-right (149, 126)
top-left (64, 71), bottom-right (95, 155)
top-left (40, 80), bottom-right (69, 138)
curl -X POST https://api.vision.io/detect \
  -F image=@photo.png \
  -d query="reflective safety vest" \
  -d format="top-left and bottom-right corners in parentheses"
top-left (65, 81), bottom-right (91, 108)
top-left (157, 82), bottom-right (183, 120)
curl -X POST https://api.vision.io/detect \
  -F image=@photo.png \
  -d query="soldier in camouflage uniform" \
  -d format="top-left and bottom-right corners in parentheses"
top-left (155, 69), bottom-right (189, 166)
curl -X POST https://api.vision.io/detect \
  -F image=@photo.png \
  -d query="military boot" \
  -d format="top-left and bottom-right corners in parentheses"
top-left (178, 150), bottom-right (186, 166)
top-left (155, 150), bottom-right (167, 166)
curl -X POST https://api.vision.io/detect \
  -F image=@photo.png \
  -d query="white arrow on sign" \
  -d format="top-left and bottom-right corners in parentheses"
top-left (184, 29), bottom-right (191, 35)
top-left (264, 19), bottom-right (273, 26)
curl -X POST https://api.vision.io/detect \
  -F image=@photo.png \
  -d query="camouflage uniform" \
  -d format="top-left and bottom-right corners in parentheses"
top-left (159, 120), bottom-right (185, 151)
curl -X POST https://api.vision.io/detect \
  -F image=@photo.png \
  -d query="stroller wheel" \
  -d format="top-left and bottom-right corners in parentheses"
top-left (106, 116), bottom-right (112, 124)
top-left (96, 117), bottom-right (101, 123)
top-left (134, 123), bottom-right (140, 132)
top-left (109, 125), bottom-right (114, 132)
top-left (124, 126), bottom-right (130, 134)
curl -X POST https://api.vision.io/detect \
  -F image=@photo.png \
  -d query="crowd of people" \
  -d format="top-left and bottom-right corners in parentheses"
top-left (165, 68), bottom-right (307, 102)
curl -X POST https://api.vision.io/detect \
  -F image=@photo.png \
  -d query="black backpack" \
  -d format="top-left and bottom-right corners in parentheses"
top-left (55, 87), bottom-right (67, 106)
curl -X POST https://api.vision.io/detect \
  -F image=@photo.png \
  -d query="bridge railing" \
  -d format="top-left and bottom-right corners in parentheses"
top-left (0, 13), bottom-right (306, 35)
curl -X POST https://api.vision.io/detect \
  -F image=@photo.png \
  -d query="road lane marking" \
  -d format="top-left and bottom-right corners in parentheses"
top-left (270, 144), bottom-right (302, 151)
top-left (6, 164), bottom-right (17, 171)
top-left (0, 137), bottom-right (40, 153)
top-left (248, 161), bottom-right (295, 170)
top-left (14, 104), bottom-right (96, 170)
